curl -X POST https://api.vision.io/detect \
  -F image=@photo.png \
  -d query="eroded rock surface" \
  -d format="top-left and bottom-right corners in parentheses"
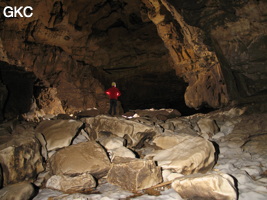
top-left (151, 134), bottom-right (216, 174)
top-left (0, 182), bottom-right (35, 200)
top-left (0, 130), bottom-right (44, 186)
top-left (49, 141), bottom-right (111, 179)
top-left (107, 157), bottom-right (162, 191)
top-left (172, 173), bottom-right (237, 200)
top-left (35, 119), bottom-right (83, 151)
top-left (46, 173), bottom-right (96, 193)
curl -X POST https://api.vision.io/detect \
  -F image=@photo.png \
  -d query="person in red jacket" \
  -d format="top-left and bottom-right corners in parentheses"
top-left (105, 82), bottom-right (121, 115)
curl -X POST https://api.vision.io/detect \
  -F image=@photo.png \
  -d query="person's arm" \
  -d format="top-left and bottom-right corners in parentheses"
top-left (105, 88), bottom-right (111, 96)
top-left (116, 89), bottom-right (121, 97)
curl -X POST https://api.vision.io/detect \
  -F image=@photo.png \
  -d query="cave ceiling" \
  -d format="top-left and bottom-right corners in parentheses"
top-left (0, 0), bottom-right (267, 117)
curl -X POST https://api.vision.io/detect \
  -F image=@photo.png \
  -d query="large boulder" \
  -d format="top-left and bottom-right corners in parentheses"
top-left (46, 173), bottom-right (96, 193)
top-left (35, 119), bottom-right (83, 151)
top-left (172, 173), bottom-right (237, 200)
top-left (107, 157), bottom-right (162, 191)
top-left (0, 182), bottom-right (35, 200)
top-left (49, 141), bottom-right (111, 179)
top-left (0, 131), bottom-right (44, 186)
top-left (151, 134), bottom-right (216, 174)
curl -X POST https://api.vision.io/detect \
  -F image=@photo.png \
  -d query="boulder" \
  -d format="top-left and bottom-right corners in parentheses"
top-left (0, 132), bottom-right (44, 186)
top-left (46, 173), bottom-right (96, 193)
top-left (151, 134), bottom-right (216, 174)
top-left (172, 173), bottom-right (237, 200)
top-left (107, 157), bottom-right (162, 191)
top-left (0, 182), bottom-right (35, 200)
top-left (35, 119), bottom-right (83, 151)
top-left (83, 115), bottom-right (161, 146)
top-left (197, 118), bottom-right (219, 139)
top-left (49, 141), bottom-right (111, 179)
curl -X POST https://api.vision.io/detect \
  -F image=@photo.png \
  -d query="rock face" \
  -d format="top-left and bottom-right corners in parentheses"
top-left (49, 141), bottom-right (111, 179)
top-left (107, 157), bottom-right (162, 191)
top-left (172, 173), bottom-right (237, 200)
top-left (141, 0), bottom-right (267, 108)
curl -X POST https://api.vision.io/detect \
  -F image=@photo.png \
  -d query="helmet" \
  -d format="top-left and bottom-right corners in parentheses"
top-left (111, 82), bottom-right (116, 87)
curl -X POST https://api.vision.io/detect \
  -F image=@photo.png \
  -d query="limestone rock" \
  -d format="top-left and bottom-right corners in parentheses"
top-left (36, 87), bottom-right (65, 115)
top-left (172, 173), bottom-right (237, 200)
top-left (0, 132), bottom-right (44, 186)
top-left (197, 118), bottom-right (219, 139)
top-left (49, 141), bottom-right (111, 179)
top-left (46, 173), bottom-right (96, 193)
top-left (134, 109), bottom-right (181, 120)
top-left (165, 118), bottom-right (198, 136)
top-left (35, 119), bottom-right (83, 151)
top-left (76, 108), bottom-right (100, 118)
top-left (107, 157), bottom-right (162, 191)
top-left (83, 115), bottom-right (161, 146)
top-left (108, 146), bottom-right (136, 161)
top-left (151, 134), bottom-right (215, 174)
top-left (0, 182), bottom-right (35, 200)
top-left (98, 135), bottom-right (125, 150)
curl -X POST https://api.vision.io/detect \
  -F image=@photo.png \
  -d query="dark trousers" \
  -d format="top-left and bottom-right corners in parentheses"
top-left (109, 99), bottom-right (117, 115)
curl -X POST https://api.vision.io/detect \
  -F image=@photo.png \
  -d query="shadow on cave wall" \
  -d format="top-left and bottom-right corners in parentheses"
top-left (0, 61), bottom-right (36, 119)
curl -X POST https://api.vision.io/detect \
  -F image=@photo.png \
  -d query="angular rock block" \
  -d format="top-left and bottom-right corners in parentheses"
top-left (107, 157), bottom-right (162, 191)
top-left (49, 141), bottom-right (111, 179)
top-left (35, 119), bottom-right (83, 151)
top-left (46, 173), bottom-right (96, 193)
top-left (172, 173), bottom-right (237, 200)
top-left (0, 133), bottom-right (44, 186)
top-left (0, 182), bottom-right (35, 200)
top-left (152, 134), bottom-right (216, 174)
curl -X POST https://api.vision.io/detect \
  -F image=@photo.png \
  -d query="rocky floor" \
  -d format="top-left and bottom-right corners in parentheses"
top-left (0, 106), bottom-right (267, 200)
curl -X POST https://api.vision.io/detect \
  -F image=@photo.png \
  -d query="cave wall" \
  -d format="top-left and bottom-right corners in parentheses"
top-left (141, 0), bottom-right (267, 107)
top-left (0, 0), bottom-right (266, 117)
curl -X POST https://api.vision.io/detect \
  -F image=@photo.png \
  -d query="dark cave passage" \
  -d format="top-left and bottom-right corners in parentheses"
top-left (0, 62), bottom-right (36, 119)
top-left (97, 68), bottom-right (214, 116)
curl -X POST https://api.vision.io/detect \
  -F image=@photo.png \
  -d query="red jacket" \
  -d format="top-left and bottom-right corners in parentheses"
top-left (105, 87), bottom-right (121, 100)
